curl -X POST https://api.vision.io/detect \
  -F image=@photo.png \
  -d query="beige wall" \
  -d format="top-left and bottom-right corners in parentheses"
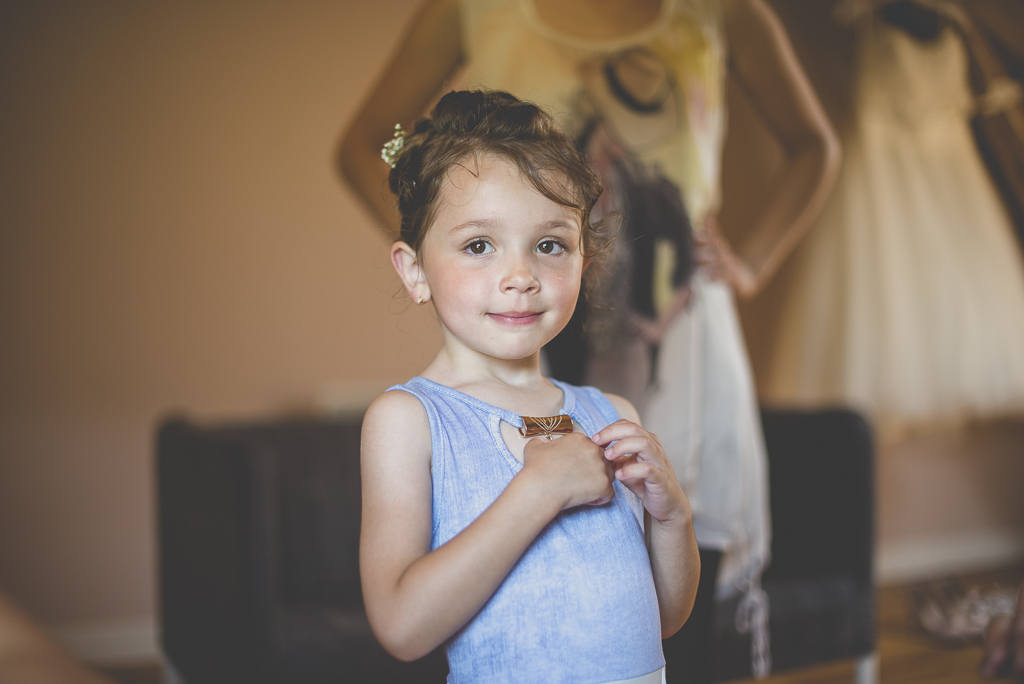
top-left (1, 0), bottom-right (1022, 662)
top-left (0, 0), bottom-right (439, 635)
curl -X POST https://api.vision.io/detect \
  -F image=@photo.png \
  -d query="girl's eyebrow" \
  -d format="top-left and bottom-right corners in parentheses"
top-left (448, 218), bottom-right (578, 234)
top-left (540, 219), bottom-right (580, 232)
top-left (449, 218), bottom-right (500, 234)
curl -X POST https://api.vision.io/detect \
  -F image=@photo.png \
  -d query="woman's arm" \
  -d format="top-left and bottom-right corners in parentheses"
top-left (712, 0), bottom-right (841, 298)
top-left (336, 0), bottom-right (463, 236)
top-left (360, 389), bottom-right (616, 660)
top-left (598, 395), bottom-right (701, 638)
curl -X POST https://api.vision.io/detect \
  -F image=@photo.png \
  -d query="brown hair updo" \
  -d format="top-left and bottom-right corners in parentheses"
top-left (388, 90), bottom-right (611, 258)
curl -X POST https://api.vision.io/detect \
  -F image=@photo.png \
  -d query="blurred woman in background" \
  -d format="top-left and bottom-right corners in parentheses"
top-left (338, 1), bottom-right (838, 679)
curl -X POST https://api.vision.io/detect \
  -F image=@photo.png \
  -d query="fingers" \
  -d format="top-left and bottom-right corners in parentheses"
top-left (614, 460), bottom-right (663, 485)
top-left (695, 215), bottom-right (722, 241)
top-left (629, 314), bottom-right (663, 345)
top-left (1014, 604), bottom-right (1024, 678)
top-left (695, 241), bottom-right (736, 285)
top-left (1004, 583), bottom-right (1024, 678)
top-left (982, 614), bottom-right (1011, 678)
top-left (523, 431), bottom-right (582, 453)
top-left (592, 419), bottom-right (650, 448)
top-left (695, 245), bottom-right (721, 269)
top-left (693, 227), bottom-right (756, 293)
top-left (603, 436), bottom-right (657, 463)
top-left (981, 604), bottom-right (1024, 680)
top-left (695, 237), bottom-right (724, 262)
top-left (695, 217), bottom-right (736, 280)
top-left (592, 422), bottom-right (670, 484)
top-left (523, 432), bottom-right (616, 510)
top-left (593, 422), bottom-right (663, 463)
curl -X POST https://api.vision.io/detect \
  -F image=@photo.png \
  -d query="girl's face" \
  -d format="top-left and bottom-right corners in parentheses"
top-left (398, 154), bottom-right (585, 364)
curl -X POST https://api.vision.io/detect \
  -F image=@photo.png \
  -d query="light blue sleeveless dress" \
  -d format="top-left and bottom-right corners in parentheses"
top-left (388, 377), bottom-right (665, 684)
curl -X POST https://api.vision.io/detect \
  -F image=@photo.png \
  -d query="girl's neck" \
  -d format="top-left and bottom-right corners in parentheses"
top-left (420, 344), bottom-right (565, 418)
top-left (422, 345), bottom-right (545, 392)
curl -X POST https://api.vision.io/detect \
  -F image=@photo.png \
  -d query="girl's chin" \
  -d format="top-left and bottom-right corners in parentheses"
top-left (491, 349), bottom-right (543, 362)
top-left (476, 346), bottom-right (545, 363)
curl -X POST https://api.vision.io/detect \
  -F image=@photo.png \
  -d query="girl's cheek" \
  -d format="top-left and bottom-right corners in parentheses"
top-left (428, 266), bottom-right (489, 305)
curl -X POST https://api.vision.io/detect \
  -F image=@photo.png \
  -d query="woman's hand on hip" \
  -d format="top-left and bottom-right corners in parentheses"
top-left (695, 217), bottom-right (757, 299)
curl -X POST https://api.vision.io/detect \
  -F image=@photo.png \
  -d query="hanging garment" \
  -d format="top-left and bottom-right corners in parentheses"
top-left (458, 0), bottom-right (770, 602)
top-left (757, 16), bottom-right (1024, 434)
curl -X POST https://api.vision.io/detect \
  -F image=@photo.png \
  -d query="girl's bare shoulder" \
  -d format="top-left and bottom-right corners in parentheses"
top-left (362, 388), bottom-right (432, 465)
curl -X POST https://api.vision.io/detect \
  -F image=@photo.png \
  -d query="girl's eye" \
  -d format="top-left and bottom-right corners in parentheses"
top-left (466, 240), bottom-right (493, 255)
top-left (537, 240), bottom-right (565, 255)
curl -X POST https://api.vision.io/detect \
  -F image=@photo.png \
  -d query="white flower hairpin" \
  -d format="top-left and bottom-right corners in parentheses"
top-left (381, 124), bottom-right (407, 168)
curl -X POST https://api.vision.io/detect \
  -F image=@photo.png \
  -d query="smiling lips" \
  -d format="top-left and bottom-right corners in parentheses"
top-left (488, 311), bottom-right (542, 326)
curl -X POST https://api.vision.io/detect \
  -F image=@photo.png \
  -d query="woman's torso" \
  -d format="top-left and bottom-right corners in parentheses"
top-left (459, 0), bottom-right (727, 224)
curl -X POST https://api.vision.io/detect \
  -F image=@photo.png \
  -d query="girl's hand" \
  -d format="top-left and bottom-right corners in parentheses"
top-left (695, 218), bottom-right (757, 299)
top-left (522, 432), bottom-right (616, 510)
top-left (591, 420), bottom-right (688, 524)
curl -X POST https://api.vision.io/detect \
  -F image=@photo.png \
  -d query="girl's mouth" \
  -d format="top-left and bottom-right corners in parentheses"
top-left (488, 311), bottom-right (542, 326)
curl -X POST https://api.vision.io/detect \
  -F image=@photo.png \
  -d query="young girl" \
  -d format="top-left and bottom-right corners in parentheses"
top-left (360, 89), bottom-right (700, 683)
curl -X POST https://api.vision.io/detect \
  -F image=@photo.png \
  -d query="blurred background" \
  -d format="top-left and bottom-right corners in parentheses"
top-left (1, 0), bottom-right (1022, 673)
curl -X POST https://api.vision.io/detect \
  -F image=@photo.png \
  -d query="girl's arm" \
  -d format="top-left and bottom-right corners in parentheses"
top-left (360, 389), bottom-right (616, 661)
top-left (596, 395), bottom-right (701, 638)
top-left (710, 0), bottom-right (841, 298)
top-left (336, 0), bottom-right (463, 235)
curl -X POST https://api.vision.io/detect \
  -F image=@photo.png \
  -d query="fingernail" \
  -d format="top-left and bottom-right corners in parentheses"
top-left (605, 448), bottom-right (613, 457)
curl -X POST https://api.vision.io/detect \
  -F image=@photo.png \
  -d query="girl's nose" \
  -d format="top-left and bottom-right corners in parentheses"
top-left (501, 254), bottom-right (540, 293)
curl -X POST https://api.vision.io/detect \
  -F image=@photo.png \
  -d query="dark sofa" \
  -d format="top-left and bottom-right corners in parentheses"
top-left (713, 409), bottom-right (876, 681)
top-left (158, 408), bottom-right (874, 683)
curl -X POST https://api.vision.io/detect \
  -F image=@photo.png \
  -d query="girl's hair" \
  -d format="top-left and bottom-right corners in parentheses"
top-left (388, 90), bottom-right (612, 259)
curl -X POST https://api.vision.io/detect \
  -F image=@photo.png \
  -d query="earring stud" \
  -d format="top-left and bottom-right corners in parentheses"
top-left (417, 296), bottom-right (424, 304)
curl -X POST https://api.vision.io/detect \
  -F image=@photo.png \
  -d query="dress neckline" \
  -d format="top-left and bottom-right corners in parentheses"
top-left (408, 375), bottom-right (577, 428)
top-left (876, 18), bottom-right (955, 51)
top-left (517, 0), bottom-right (675, 53)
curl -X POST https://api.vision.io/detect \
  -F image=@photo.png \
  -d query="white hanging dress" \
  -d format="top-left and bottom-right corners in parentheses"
top-left (758, 17), bottom-right (1024, 434)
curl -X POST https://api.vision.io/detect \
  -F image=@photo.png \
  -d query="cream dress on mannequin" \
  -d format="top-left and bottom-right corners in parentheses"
top-left (458, 0), bottom-right (770, 600)
top-left (758, 14), bottom-right (1024, 433)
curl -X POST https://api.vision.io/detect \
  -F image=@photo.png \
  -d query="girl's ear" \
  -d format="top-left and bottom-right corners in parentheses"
top-left (391, 241), bottom-right (431, 304)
